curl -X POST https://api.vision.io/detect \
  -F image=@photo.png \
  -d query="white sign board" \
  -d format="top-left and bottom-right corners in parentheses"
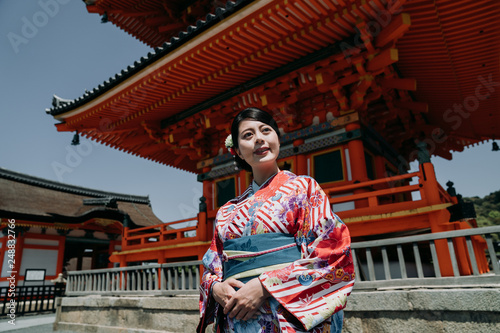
top-left (25, 269), bottom-right (46, 281)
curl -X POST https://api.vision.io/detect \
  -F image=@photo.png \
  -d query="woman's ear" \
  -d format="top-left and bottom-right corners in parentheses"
top-left (235, 148), bottom-right (244, 160)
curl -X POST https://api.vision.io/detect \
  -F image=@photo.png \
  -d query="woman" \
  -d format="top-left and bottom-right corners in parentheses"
top-left (198, 108), bottom-right (354, 332)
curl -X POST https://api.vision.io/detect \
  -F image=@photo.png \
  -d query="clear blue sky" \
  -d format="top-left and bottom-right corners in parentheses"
top-left (1, 1), bottom-right (498, 223)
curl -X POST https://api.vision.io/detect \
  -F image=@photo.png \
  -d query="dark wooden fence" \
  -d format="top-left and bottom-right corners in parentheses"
top-left (0, 284), bottom-right (65, 316)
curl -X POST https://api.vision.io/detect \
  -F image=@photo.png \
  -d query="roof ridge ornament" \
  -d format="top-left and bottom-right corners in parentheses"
top-left (51, 94), bottom-right (72, 108)
top-left (83, 197), bottom-right (118, 208)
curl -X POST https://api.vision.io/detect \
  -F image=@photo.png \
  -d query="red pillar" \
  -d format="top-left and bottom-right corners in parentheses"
top-left (346, 123), bottom-right (369, 208)
top-left (119, 256), bottom-right (127, 268)
top-left (202, 167), bottom-right (214, 211)
top-left (419, 162), bottom-right (471, 276)
top-left (238, 170), bottom-right (247, 195)
top-left (294, 139), bottom-right (307, 176)
top-left (56, 235), bottom-right (66, 275)
top-left (197, 212), bottom-right (208, 242)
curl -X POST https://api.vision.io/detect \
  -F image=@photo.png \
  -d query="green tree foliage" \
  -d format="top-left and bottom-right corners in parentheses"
top-left (466, 190), bottom-right (500, 228)
top-left (465, 191), bottom-right (500, 252)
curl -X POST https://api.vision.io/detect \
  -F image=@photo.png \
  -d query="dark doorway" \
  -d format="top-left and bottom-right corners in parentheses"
top-left (63, 239), bottom-right (110, 273)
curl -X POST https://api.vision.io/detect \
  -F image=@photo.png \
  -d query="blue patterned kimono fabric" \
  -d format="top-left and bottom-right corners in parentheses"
top-left (223, 233), bottom-right (301, 283)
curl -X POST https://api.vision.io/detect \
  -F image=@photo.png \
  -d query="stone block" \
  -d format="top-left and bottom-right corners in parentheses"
top-left (344, 290), bottom-right (412, 311)
top-left (54, 289), bottom-right (500, 333)
top-left (408, 288), bottom-right (500, 312)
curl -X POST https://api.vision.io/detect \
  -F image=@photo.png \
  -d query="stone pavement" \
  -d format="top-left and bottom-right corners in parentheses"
top-left (0, 313), bottom-right (74, 333)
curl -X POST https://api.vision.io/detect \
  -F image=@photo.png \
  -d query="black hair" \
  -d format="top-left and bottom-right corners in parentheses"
top-left (230, 107), bottom-right (281, 172)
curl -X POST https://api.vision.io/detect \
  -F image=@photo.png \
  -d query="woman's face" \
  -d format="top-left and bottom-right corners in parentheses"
top-left (236, 119), bottom-right (280, 170)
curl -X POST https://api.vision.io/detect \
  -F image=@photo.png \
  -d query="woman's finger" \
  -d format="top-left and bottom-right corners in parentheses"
top-left (227, 278), bottom-right (245, 289)
top-left (242, 309), bottom-right (255, 321)
top-left (224, 296), bottom-right (236, 315)
top-left (229, 303), bottom-right (244, 319)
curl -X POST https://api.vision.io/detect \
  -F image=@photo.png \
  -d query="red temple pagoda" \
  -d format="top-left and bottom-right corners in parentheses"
top-left (45, 0), bottom-right (498, 277)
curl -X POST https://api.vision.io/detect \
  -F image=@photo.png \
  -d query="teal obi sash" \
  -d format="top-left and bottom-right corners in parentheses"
top-left (222, 233), bottom-right (301, 283)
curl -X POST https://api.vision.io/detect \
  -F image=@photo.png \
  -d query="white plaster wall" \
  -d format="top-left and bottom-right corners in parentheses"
top-left (19, 248), bottom-right (58, 278)
top-left (1, 243), bottom-right (15, 278)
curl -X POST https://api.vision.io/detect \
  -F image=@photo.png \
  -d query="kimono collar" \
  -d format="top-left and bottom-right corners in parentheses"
top-left (251, 172), bottom-right (278, 194)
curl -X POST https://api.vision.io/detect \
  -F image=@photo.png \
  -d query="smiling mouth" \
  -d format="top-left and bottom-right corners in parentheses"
top-left (254, 147), bottom-right (269, 155)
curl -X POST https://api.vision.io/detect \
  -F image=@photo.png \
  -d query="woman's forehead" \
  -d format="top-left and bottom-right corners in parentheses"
top-left (238, 119), bottom-right (267, 130)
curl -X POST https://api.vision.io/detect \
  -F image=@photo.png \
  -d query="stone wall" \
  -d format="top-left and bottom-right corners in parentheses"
top-left (54, 295), bottom-right (200, 333)
top-left (343, 288), bottom-right (500, 333)
top-left (54, 288), bottom-right (500, 332)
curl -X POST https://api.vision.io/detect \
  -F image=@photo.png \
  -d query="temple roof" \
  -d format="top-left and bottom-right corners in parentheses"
top-left (83, 0), bottom-right (249, 47)
top-left (46, 0), bottom-right (499, 172)
top-left (0, 167), bottom-right (162, 228)
top-left (47, 0), bottom-right (249, 118)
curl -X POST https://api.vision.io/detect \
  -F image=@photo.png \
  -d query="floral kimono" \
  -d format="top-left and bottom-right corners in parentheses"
top-left (198, 171), bottom-right (355, 332)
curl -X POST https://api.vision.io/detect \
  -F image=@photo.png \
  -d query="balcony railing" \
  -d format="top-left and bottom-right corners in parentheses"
top-left (118, 163), bottom-right (465, 257)
top-left (324, 170), bottom-right (426, 216)
top-left (352, 225), bottom-right (500, 290)
top-left (321, 165), bottom-right (460, 226)
top-left (123, 216), bottom-right (199, 251)
top-left (66, 226), bottom-right (500, 296)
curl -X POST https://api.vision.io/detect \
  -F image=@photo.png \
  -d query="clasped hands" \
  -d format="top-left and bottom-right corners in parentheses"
top-left (212, 277), bottom-right (271, 321)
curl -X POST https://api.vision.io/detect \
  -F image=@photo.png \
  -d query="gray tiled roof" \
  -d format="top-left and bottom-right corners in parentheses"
top-left (46, 0), bottom-right (251, 116)
top-left (0, 167), bottom-right (150, 204)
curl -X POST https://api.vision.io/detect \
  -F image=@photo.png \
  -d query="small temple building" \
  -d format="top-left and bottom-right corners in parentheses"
top-left (0, 167), bottom-right (162, 286)
top-left (45, 0), bottom-right (498, 277)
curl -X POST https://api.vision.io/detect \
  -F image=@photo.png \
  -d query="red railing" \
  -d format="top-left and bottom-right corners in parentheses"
top-left (121, 164), bottom-right (458, 252)
top-left (323, 165), bottom-right (455, 219)
top-left (123, 216), bottom-right (200, 251)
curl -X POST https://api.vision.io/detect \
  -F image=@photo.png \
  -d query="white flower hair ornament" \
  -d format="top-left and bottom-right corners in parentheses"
top-left (225, 134), bottom-right (236, 155)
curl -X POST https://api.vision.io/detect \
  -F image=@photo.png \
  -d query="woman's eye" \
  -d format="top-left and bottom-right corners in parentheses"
top-left (262, 127), bottom-right (271, 133)
top-left (243, 132), bottom-right (252, 139)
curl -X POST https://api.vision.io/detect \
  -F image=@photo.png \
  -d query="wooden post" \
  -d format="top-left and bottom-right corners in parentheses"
top-left (238, 170), bottom-right (247, 195)
top-left (107, 241), bottom-right (117, 269)
top-left (56, 235), bottom-right (66, 276)
top-left (294, 139), bottom-right (307, 175)
top-left (420, 162), bottom-right (459, 276)
top-left (346, 122), bottom-right (369, 208)
top-left (198, 212), bottom-right (207, 242)
top-left (119, 256), bottom-right (127, 268)
top-left (420, 162), bottom-right (442, 205)
top-left (202, 168), bottom-right (213, 211)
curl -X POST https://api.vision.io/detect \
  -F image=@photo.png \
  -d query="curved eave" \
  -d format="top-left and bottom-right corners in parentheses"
top-left (86, 0), bottom-right (238, 47)
top-left (47, 0), bottom-right (251, 117)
